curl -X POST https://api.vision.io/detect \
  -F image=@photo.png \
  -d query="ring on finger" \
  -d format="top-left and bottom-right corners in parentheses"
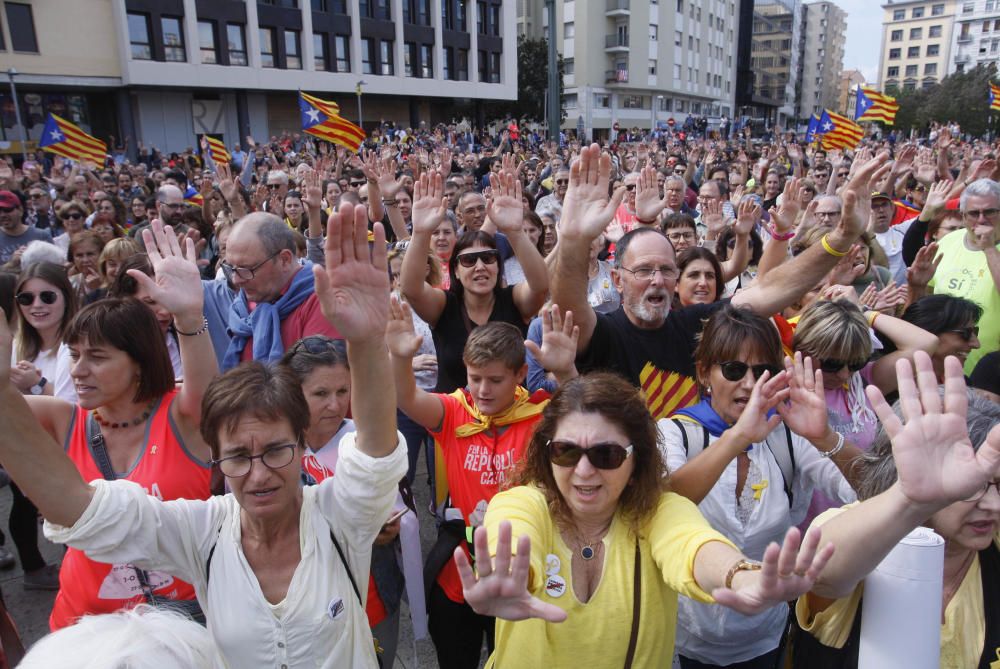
top-left (794, 569), bottom-right (807, 578)
top-left (779, 570), bottom-right (793, 579)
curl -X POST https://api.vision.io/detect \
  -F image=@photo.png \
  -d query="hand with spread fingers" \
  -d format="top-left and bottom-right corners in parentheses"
top-left (524, 304), bottom-right (579, 384)
top-left (559, 143), bottom-right (625, 243)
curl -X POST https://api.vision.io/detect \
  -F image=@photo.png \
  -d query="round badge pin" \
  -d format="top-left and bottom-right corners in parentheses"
top-left (544, 574), bottom-right (566, 598)
top-left (545, 553), bottom-right (561, 576)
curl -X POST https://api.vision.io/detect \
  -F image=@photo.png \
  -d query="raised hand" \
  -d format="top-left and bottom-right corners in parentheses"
top-left (386, 297), bottom-right (424, 360)
top-left (972, 159), bottom-right (997, 182)
top-left (524, 304), bottom-right (579, 382)
top-left (130, 220), bottom-right (204, 321)
top-left (906, 243), bottom-right (941, 287)
top-left (701, 198), bottom-right (727, 240)
top-left (635, 165), bottom-right (667, 222)
top-left (866, 351), bottom-right (1000, 506)
top-left (486, 171), bottom-right (525, 235)
top-left (777, 353), bottom-right (830, 442)
top-left (713, 526), bottom-right (834, 616)
top-left (734, 198), bottom-right (760, 236)
top-left (922, 179), bottom-right (952, 215)
top-left (216, 162), bottom-right (238, 203)
top-left (559, 143), bottom-right (625, 243)
top-left (825, 244), bottom-right (866, 287)
top-left (411, 171), bottom-right (447, 235)
top-left (729, 370), bottom-right (790, 447)
top-left (839, 151), bottom-right (891, 243)
top-left (312, 201), bottom-right (390, 342)
top-left (869, 280), bottom-right (907, 313)
top-left (375, 155), bottom-right (402, 200)
top-left (301, 168), bottom-right (323, 211)
top-left (455, 521), bottom-right (568, 623)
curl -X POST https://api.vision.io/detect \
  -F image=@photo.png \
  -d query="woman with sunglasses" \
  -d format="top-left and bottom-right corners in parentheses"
top-left (658, 305), bottom-right (856, 668)
top-left (402, 171), bottom-right (548, 393)
top-left (8, 221), bottom-right (218, 630)
top-left (896, 294), bottom-right (982, 383)
top-left (0, 210), bottom-right (406, 667)
top-left (52, 202), bottom-right (87, 254)
top-left (456, 372), bottom-right (834, 668)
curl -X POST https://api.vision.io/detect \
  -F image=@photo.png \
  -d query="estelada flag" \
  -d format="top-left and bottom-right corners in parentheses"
top-left (817, 109), bottom-right (864, 150)
top-left (855, 87), bottom-right (899, 125)
top-left (299, 91), bottom-right (366, 153)
top-left (38, 114), bottom-right (107, 165)
top-left (990, 83), bottom-right (1000, 112)
top-left (204, 135), bottom-right (231, 166)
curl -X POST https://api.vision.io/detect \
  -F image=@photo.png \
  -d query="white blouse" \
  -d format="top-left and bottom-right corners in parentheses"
top-left (45, 432), bottom-right (408, 669)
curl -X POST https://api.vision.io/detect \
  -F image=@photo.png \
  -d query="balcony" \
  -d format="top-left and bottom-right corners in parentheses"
top-left (606, 0), bottom-right (630, 16)
top-left (955, 53), bottom-right (971, 63)
top-left (957, 34), bottom-right (972, 43)
top-left (605, 34), bottom-right (629, 51)
top-left (605, 69), bottom-right (629, 83)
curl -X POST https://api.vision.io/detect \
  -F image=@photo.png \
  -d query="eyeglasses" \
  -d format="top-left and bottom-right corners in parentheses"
top-left (819, 358), bottom-right (868, 374)
top-left (266, 183), bottom-right (285, 191)
top-left (349, 181), bottom-right (366, 188)
top-left (220, 250), bottom-right (281, 281)
top-left (555, 179), bottom-right (569, 186)
top-left (160, 202), bottom-right (185, 210)
top-left (625, 184), bottom-right (637, 191)
top-left (0, 207), bottom-right (15, 214)
top-left (963, 480), bottom-right (1000, 503)
top-left (547, 440), bottom-right (634, 469)
top-left (15, 290), bottom-right (58, 306)
top-left (815, 210), bottom-right (841, 219)
top-left (667, 231), bottom-right (696, 241)
top-left (290, 335), bottom-right (344, 356)
top-left (947, 325), bottom-right (979, 342)
top-left (28, 193), bottom-right (45, 200)
top-left (964, 208), bottom-right (1000, 221)
top-left (912, 185), bottom-right (927, 193)
top-left (620, 265), bottom-right (679, 281)
top-left (456, 250), bottom-right (499, 268)
top-left (62, 213), bottom-right (84, 220)
top-left (213, 444), bottom-right (297, 478)
top-left (837, 172), bottom-right (850, 178)
top-left (718, 361), bottom-right (780, 382)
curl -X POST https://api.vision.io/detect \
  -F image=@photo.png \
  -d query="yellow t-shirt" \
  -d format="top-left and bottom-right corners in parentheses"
top-left (796, 505), bottom-right (991, 669)
top-left (483, 486), bottom-right (736, 668)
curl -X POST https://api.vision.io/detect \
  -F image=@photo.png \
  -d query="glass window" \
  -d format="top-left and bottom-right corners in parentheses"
top-left (565, 22), bottom-right (574, 38)
top-left (893, 9), bottom-right (904, 20)
top-left (932, 3), bottom-right (944, 15)
top-left (927, 44), bottom-right (940, 56)
top-left (362, 37), bottom-right (374, 74)
top-left (312, 0), bottom-right (328, 11)
top-left (227, 24), bottom-right (247, 65)
top-left (962, 2), bottom-right (973, 12)
top-left (314, 33), bottom-right (328, 70)
top-left (648, 59), bottom-right (656, 75)
top-left (285, 30), bottom-right (301, 69)
top-left (444, 45), bottom-right (453, 79)
top-left (929, 25), bottom-right (942, 38)
top-left (260, 27), bottom-right (276, 68)
top-left (457, 48), bottom-right (468, 79)
top-left (161, 16), bottom-right (186, 62)
top-left (490, 4), bottom-right (500, 35)
top-left (405, 41), bottom-right (416, 76)
top-left (905, 64), bottom-right (918, 76)
top-left (650, 24), bottom-right (658, 40)
top-left (891, 29), bottom-right (903, 41)
top-left (477, 1), bottom-right (485, 33)
top-left (4, 2), bottom-right (37, 52)
top-left (887, 66), bottom-right (899, 77)
top-left (334, 34), bottom-right (350, 71)
top-left (909, 27), bottom-right (922, 39)
top-left (127, 12), bottom-right (152, 60)
top-left (907, 46), bottom-right (920, 57)
top-left (911, 6), bottom-right (924, 18)
top-left (380, 39), bottom-right (394, 75)
top-left (199, 21), bottom-right (218, 64)
top-left (925, 63), bottom-right (937, 75)
top-left (0, 11), bottom-right (5, 49)
top-left (421, 44), bottom-right (433, 78)
top-left (594, 93), bottom-right (611, 108)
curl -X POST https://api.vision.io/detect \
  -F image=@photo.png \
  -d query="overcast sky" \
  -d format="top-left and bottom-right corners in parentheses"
top-left (834, 0), bottom-right (884, 83)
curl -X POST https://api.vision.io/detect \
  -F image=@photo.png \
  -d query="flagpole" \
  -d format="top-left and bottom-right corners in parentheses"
top-left (6, 68), bottom-right (28, 164)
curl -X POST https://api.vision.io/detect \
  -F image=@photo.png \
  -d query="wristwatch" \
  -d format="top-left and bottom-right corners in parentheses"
top-left (725, 558), bottom-right (762, 589)
top-left (29, 377), bottom-right (47, 396)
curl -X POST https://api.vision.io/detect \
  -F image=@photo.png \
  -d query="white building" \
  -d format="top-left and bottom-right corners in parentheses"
top-left (950, 0), bottom-right (1000, 74)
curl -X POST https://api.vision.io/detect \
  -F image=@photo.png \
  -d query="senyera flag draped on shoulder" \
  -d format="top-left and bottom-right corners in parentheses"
top-left (299, 91), bottom-right (366, 153)
top-left (855, 86), bottom-right (899, 125)
top-left (816, 109), bottom-right (864, 151)
top-left (990, 83), bottom-right (1000, 113)
top-left (203, 135), bottom-right (231, 166)
top-left (38, 114), bottom-right (107, 165)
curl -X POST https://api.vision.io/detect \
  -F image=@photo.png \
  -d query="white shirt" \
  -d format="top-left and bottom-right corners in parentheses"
top-left (874, 216), bottom-right (915, 286)
top-left (657, 419), bottom-right (856, 664)
top-left (45, 432), bottom-right (408, 669)
top-left (12, 342), bottom-right (76, 402)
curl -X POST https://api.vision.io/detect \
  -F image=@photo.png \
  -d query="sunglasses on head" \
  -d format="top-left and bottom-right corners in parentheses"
top-left (547, 440), bottom-right (634, 469)
top-left (819, 358), bottom-right (868, 374)
top-left (456, 250), bottom-right (499, 268)
top-left (948, 325), bottom-right (979, 342)
top-left (16, 290), bottom-right (58, 306)
top-left (719, 361), bottom-right (780, 382)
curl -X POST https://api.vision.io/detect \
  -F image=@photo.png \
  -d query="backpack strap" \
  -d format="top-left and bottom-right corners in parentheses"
top-left (763, 423), bottom-right (796, 507)
top-left (670, 418), bottom-right (709, 458)
top-left (329, 529), bottom-right (364, 608)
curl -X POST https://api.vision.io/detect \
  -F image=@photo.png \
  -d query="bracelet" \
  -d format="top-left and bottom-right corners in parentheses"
top-left (174, 317), bottom-right (209, 337)
top-left (382, 199), bottom-right (399, 206)
top-left (820, 432), bottom-right (846, 459)
top-left (766, 223), bottom-right (795, 241)
top-left (725, 559), bottom-right (762, 590)
top-left (865, 310), bottom-right (880, 328)
top-left (820, 234), bottom-right (848, 257)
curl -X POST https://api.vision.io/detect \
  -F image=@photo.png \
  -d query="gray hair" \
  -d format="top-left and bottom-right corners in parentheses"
top-left (664, 176), bottom-right (686, 190)
top-left (814, 194), bottom-right (843, 211)
top-left (20, 241), bottom-right (66, 269)
top-left (267, 170), bottom-right (289, 185)
top-left (856, 389), bottom-right (1000, 500)
top-left (960, 179), bottom-right (1000, 211)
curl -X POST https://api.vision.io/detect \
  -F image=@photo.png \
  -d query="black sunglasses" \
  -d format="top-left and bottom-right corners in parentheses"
top-left (62, 213), bottom-right (84, 220)
top-left (819, 358), bottom-right (868, 374)
top-left (456, 250), bottom-right (499, 268)
top-left (16, 290), bottom-right (58, 306)
top-left (547, 440), bottom-right (634, 470)
top-left (948, 326), bottom-right (979, 342)
top-left (719, 361), bottom-right (779, 382)
top-left (349, 181), bottom-right (366, 188)
top-left (266, 183), bottom-right (285, 190)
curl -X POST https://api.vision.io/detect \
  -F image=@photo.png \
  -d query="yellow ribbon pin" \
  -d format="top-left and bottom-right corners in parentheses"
top-left (751, 480), bottom-right (769, 501)
top-left (989, 648), bottom-right (1000, 669)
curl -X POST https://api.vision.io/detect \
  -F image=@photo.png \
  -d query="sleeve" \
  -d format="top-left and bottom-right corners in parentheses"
top-left (525, 317), bottom-right (557, 394)
top-left (306, 235), bottom-right (325, 266)
top-left (43, 479), bottom-right (226, 585)
top-left (428, 393), bottom-right (462, 443)
top-left (901, 217), bottom-right (929, 267)
top-left (240, 150), bottom-right (256, 188)
top-left (484, 487), bottom-right (550, 592)
top-left (575, 312), bottom-right (615, 373)
top-left (53, 344), bottom-right (77, 403)
top-left (657, 418), bottom-right (690, 475)
top-left (318, 429), bottom-right (409, 552)
top-left (647, 492), bottom-right (738, 603)
top-left (493, 232), bottom-right (515, 262)
top-left (791, 434), bottom-right (857, 505)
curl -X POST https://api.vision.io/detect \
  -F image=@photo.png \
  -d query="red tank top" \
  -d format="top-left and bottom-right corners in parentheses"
top-left (49, 390), bottom-right (212, 630)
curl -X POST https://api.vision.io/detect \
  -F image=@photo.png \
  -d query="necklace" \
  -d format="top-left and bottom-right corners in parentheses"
top-left (580, 540), bottom-right (600, 561)
top-left (92, 403), bottom-right (154, 429)
top-left (573, 522), bottom-right (612, 561)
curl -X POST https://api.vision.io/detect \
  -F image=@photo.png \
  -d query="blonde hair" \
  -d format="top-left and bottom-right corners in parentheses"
top-left (793, 298), bottom-right (872, 364)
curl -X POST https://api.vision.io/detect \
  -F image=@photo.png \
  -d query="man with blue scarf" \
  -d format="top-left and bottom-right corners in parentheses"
top-left (222, 213), bottom-right (340, 370)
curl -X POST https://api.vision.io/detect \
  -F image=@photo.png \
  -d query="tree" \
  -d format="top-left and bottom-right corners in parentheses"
top-left (888, 63), bottom-right (999, 136)
top-left (482, 35), bottom-right (565, 124)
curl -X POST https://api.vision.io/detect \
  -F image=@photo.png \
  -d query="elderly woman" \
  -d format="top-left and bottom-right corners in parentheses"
top-left (659, 305), bottom-right (857, 668)
top-left (0, 205), bottom-right (406, 667)
top-left (793, 352), bottom-right (1000, 667)
top-left (455, 372), bottom-right (835, 668)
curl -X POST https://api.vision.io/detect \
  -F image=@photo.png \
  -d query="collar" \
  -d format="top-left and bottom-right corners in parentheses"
top-left (452, 386), bottom-right (549, 437)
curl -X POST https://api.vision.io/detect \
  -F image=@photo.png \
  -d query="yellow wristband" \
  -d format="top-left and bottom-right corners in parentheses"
top-left (866, 311), bottom-right (880, 328)
top-left (821, 234), bottom-right (848, 257)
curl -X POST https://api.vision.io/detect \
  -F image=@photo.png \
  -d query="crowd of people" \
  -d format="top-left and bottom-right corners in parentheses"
top-left (0, 116), bottom-right (996, 668)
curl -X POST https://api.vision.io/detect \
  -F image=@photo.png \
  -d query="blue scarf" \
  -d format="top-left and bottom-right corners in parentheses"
top-left (223, 263), bottom-right (316, 371)
top-left (672, 399), bottom-right (730, 438)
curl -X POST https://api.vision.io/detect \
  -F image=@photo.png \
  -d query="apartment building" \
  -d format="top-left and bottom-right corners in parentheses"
top-left (838, 68), bottom-right (866, 117)
top-left (747, 0), bottom-right (803, 126)
top-left (519, 0), bottom-right (740, 139)
top-left (950, 0), bottom-right (1000, 74)
top-left (798, 0), bottom-right (846, 119)
top-left (1, 0), bottom-right (517, 155)
top-left (878, 0), bottom-right (957, 90)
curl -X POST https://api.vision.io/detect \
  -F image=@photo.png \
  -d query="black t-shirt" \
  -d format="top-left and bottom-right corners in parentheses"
top-left (576, 302), bottom-right (724, 419)
top-left (431, 285), bottom-right (527, 393)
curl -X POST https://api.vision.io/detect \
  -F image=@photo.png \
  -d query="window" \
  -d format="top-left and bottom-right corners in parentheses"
top-left (489, 51), bottom-right (500, 82)
top-left (362, 37), bottom-right (374, 74)
top-left (443, 45), bottom-right (453, 78)
top-left (314, 33), bottom-right (329, 70)
top-left (996, 19), bottom-right (1000, 30)
top-left (622, 95), bottom-right (645, 109)
top-left (889, 48), bottom-right (901, 59)
top-left (334, 34), bottom-right (350, 71)
top-left (421, 44), bottom-right (433, 77)
top-left (405, 41), bottom-right (416, 76)
top-left (925, 63), bottom-right (937, 75)
top-left (565, 21), bottom-right (574, 38)
top-left (404, 0), bottom-right (431, 25)
top-left (477, 1), bottom-right (485, 33)
top-left (905, 64), bottom-right (918, 76)
top-left (985, 20), bottom-right (992, 32)
top-left (563, 94), bottom-right (577, 107)
top-left (490, 4), bottom-right (500, 36)
top-left (312, 0), bottom-right (328, 10)
top-left (285, 30), bottom-right (301, 69)
top-left (0, 11), bottom-right (5, 49)
top-left (887, 66), bottom-right (899, 77)
top-left (594, 93), bottom-right (611, 108)
top-left (929, 25), bottom-right (942, 38)
top-left (649, 59), bottom-right (657, 75)
top-left (457, 48), bottom-right (468, 79)
top-left (907, 46), bottom-right (920, 57)
top-left (161, 16), bottom-right (186, 62)
top-left (674, 63), bottom-right (681, 78)
top-left (564, 57), bottom-right (574, 74)
top-left (659, 97), bottom-right (671, 111)
top-left (890, 29), bottom-right (903, 41)
top-left (910, 27), bottom-right (922, 40)
top-left (911, 6), bottom-right (924, 18)
top-left (380, 39), bottom-right (394, 75)
top-left (962, 2), bottom-right (973, 12)
top-left (227, 24), bottom-right (247, 65)
top-left (676, 99), bottom-right (687, 112)
top-left (932, 3), bottom-right (945, 15)
top-left (927, 44), bottom-right (940, 56)
top-left (127, 12), bottom-right (152, 60)
top-left (675, 30), bottom-right (682, 46)
top-left (260, 27), bottom-right (276, 68)
top-left (198, 21), bottom-right (218, 64)
top-left (4, 2), bottom-right (37, 52)
top-left (893, 9), bottom-right (904, 20)
top-left (649, 24), bottom-right (658, 40)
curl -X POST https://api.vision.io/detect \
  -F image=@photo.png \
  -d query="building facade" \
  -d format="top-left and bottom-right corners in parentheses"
top-left (798, 0), bottom-right (846, 119)
top-left (878, 0), bottom-right (957, 91)
top-left (838, 68), bottom-right (866, 117)
top-left (518, 0), bottom-right (740, 140)
top-left (950, 0), bottom-right (1000, 74)
top-left (748, 0), bottom-right (802, 126)
top-left (1, 0), bottom-right (517, 156)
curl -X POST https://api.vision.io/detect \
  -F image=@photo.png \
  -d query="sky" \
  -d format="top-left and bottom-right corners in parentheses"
top-left (834, 0), bottom-right (884, 83)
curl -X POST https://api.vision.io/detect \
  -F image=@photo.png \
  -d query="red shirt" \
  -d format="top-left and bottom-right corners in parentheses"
top-left (240, 288), bottom-right (341, 362)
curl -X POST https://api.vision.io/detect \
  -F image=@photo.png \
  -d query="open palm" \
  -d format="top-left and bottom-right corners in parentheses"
top-left (130, 221), bottom-right (204, 318)
top-left (560, 143), bottom-right (624, 242)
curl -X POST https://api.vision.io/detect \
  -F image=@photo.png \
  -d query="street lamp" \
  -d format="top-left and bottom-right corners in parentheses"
top-left (356, 80), bottom-right (367, 129)
top-left (6, 68), bottom-right (28, 164)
